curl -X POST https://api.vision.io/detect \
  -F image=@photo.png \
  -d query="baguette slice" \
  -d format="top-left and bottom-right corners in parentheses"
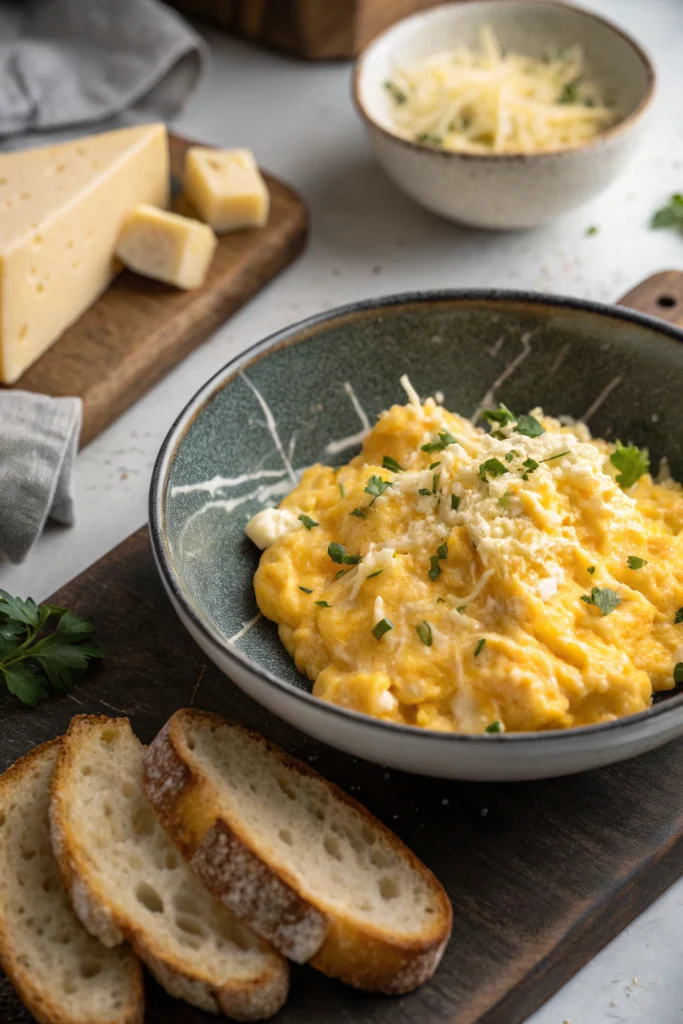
top-left (50, 716), bottom-right (288, 1021)
top-left (143, 710), bottom-right (453, 994)
top-left (0, 740), bottom-right (143, 1024)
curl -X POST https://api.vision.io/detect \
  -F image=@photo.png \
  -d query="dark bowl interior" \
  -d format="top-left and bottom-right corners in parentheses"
top-left (160, 292), bottom-right (683, 703)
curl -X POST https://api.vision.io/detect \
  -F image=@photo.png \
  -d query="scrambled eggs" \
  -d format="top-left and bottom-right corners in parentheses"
top-left (248, 379), bottom-right (683, 734)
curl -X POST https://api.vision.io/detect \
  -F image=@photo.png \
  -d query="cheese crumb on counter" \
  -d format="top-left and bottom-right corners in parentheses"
top-left (115, 205), bottom-right (217, 290)
top-left (183, 147), bottom-right (270, 233)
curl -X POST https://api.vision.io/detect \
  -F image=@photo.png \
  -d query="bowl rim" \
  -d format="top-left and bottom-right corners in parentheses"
top-left (150, 287), bottom-right (683, 747)
top-left (352, 0), bottom-right (656, 162)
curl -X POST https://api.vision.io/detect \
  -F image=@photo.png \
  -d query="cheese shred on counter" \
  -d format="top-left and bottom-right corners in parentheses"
top-left (249, 383), bottom-right (683, 734)
top-left (384, 26), bottom-right (617, 154)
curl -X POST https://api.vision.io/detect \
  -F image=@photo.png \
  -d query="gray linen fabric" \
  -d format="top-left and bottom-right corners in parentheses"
top-left (0, 392), bottom-right (82, 563)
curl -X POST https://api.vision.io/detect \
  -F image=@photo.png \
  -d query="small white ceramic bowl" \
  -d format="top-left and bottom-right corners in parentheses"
top-left (353, 0), bottom-right (655, 229)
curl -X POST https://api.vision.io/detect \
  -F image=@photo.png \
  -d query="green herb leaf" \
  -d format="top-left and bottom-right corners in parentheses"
top-left (429, 461), bottom-right (442, 470)
top-left (586, 225), bottom-right (599, 236)
top-left (315, 601), bottom-right (331, 608)
top-left (456, 605), bottom-right (466, 614)
top-left (627, 556), bottom-right (648, 570)
top-left (651, 193), bottom-right (683, 231)
top-left (451, 494), bottom-right (461, 511)
top-left (522, 457), bottom-right (539, 476)
top-left (416, 621), bottom-right (433, 647)
top-left (415, 132), bottom-right (443, 146)
top-left (350, 508), bottom-right (367, 519)
top-left (382, 455), bottom-right (404, 473)
top-left (372, 618), bottom-right (394, 640)
top-left (674, 663), bottom-right (683, 684)
top-left (610, 440), bottom-right (649, 489)
top-left (474, 638), bottom-right (486, 658)
top-left (675, 608), bottom-right (683, 624)
top-left (367, 569), bottom-right (384, 579)
top-left (437, 543), bottom-right (448, 560)
top-left (498, 493), bottom-right (512, 509)
top-left (581, 587), bottom-right (622, 616)
top-left (384, 80), bottom-right (408, 105)
top-left (432, 472), bottom-right (440, 494)
top-left (1, 663), bottom-right (49, 706)
top-left (299, 586), bottom-right (313, 594)
top-left (418, 488), bottom-right (432, 497)
top-left (587, 566), bottom-right (596, 575)
top-left (338, 481), bottom-right (346, 500)
top-left (479, 458), bottom-right (508, 481)
top-left (421, 430), bottom-right (457, 453)
top-left (485, 720), bottom-right (503, 733)
top-left (482, 404), bottom-right (516, 427)
top-left (334, 570), bottom-right (347, 580)
top-left (428, 555), bottom-right (441, 581)
top-left (298, 513), bottom-right (319, 530)
top-left (0, 590), bottom-right (40, 627)
top-left (505, 450), bottom-right (517, 462)
top-left (540, 451), bottom-right (570, 464)
top-left (328, 542), bottom-right (361, 565)
top-left (557, 79), bottom-right (579, 104)
top-left (515, 414), bottom-right (545, 438)
top-left (364, 475), bottom-right (392, 505)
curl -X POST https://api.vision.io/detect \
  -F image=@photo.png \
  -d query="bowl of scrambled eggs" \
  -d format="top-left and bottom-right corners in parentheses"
top-left (151, 290), bottom-right (683, 780)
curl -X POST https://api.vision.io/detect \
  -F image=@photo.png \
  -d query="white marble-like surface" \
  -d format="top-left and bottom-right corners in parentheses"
top-left (2, 2), bottom-right (683, 1020)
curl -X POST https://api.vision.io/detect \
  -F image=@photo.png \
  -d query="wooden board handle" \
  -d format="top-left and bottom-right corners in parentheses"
top-left (618, 270), bottom-right (683, 328)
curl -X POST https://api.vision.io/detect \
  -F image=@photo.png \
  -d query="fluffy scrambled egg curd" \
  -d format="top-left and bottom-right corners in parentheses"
top-left (247, 377), bottom-right (683, 734)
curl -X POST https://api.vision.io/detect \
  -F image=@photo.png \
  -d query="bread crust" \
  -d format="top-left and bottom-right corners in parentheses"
top-left (143, 709), bottom-right (453, 993)
top-left (51, 715), bottom-right (289, 1021)
top-left (0, 739), bottom-right (144, 1024)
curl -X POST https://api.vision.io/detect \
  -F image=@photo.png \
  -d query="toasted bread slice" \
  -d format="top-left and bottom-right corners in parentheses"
top-left (0, 739), bottom-right (143, 1024)
top-left (143, 710), bottom-right (453, 994)
top-left (50, 716), bottom-right (289, 1021)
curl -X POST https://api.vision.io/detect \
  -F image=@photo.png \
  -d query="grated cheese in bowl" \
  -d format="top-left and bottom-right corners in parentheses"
top-left (384, 25), bottom-right (617, 155)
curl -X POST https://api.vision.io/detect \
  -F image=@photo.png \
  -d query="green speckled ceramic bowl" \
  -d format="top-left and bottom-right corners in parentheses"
top-left (150, 290), bottom-right (683, 780)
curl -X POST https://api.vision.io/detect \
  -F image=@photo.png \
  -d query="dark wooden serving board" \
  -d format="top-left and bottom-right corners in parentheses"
top-left (2, 527), bottom-right (683, 1024)
top-left (2, 135), bottom-right (307, 447)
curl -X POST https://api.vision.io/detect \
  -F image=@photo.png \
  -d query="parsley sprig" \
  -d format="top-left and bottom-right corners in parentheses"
top-left (421, 430), bottom-right (457, 454)
top-left (610, 441), bottom-right (649, 489)
top-left (482, 405), bottom-right (545, 438)
top-left (581, 587), bottom-right (621, 616)
top-left (652, 193), bottom-right (683, 231)
top-left (0, 591), bottom-right (102, 706)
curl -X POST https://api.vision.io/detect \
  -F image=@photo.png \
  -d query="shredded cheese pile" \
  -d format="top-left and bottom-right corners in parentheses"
top-left (384, 25), bottom-right (617, 154)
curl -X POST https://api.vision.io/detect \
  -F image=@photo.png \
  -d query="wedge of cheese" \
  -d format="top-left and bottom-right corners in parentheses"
top-left (0, 123), bottom-right (169, 384)
top-left (183, 147), bottom-right (270, 233)
top-left (116, 205), bottom-right (217, 290)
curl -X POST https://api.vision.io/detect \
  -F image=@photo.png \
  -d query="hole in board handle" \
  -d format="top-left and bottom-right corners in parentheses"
top-left (657, 295), bottom-right (677, 309)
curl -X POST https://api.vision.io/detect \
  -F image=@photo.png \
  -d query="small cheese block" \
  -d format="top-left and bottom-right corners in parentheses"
top-left (116, 205), bottom-right (217, 290)
top-left (183, 147), bottom-right (270, 233)
top-left (0, 123), bottom-right (169, 384)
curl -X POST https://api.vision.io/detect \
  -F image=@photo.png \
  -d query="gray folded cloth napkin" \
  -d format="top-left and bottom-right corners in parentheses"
top-left (0, 393), bottom-right (82, 563)
top-left (0, 0), bottom-right (208, 144)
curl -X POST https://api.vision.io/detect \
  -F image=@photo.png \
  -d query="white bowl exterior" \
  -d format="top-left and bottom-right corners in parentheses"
top-left (356, 0), bottom-right (652, 228)
top-left (156, 557), bottom-right (683, 782)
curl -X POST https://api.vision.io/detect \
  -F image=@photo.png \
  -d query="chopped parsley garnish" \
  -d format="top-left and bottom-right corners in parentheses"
top-left (437, 543), bottom-right (448, 560)
top-left (587, 566), bottom-right (596, 575)
top-left (474, 638), bottom-right (486, 658)
top-left (384, 80), bottom-right (407, 105)
top-left (485, 721), bottom-right (503, 733)
top-left (674, 663), bottom-right (683, 684)
top-left (372, 618), bottom-right (394, 640)
top-left (482, 404), bottom-right (516, 427)
top-left (382, 455), bottom-right (404, 473)
top-left (515, 414), bottom-right (544, 438)
top-left (350, 508), bottom-right (367, 519)
top-left (581, 587), bottom-right (621, 616)
top-left (428, 555), bottom-right (441, 581)
top-left (437, 597), bottom-right (446, 604)
top-left (498, 493), bottom-right (512, 509)
top-left (522, 457), bottom-right (539, 479)
top-left (610, 440), bottom-right (649, 489)
top-left (315, 600), bottom-right (331, 608)
top-left (338, 481), bottom-right (345, 500)
top-left (651, 193), bottom-right (683, 231)
top-left (456, 605), bottom-right (466, 614)
top-left (429, 461), bottom-right (442, 470)
top-left (451, 495), bottom-right (461, 511)
top-left (627, 556), bottom-right (647, 570)
top-left (675, 608), bottom-right (683, 624)
top-left (298, 586), bottom-right (313, 594)
top-left (586, 225), bottom-right (599, 236)
top-left (419, 488), bottom-right (432, 497)
top-left (541, 451), bottom-right (570, 463)
top-left (421, 429), bottom-right (457, 453)
top-left (416, 132), bottom-right (443, 146)
top-left (364, 475), bottom-right (392, 505)
top-left (432, 472), bottom-right (440, 494)
top-left (479, 458), bottom-right (508, 481)
top-left (557, 79), bottom-right (579, 104)
top-left (367, 569), bottom-right (384, 579)
top-left (416, 621), bottom-right (433, 647)
top-left (328, 542), bottom-right (361, 565)
top-left (505, 450), bottom-right (517, 462)
top-left (298, 513), bottom-right (318, 530)
top-left (334, 570), bottom-right (347, 580)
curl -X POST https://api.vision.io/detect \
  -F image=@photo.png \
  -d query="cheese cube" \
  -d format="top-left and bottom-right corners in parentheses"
top-left (0, 123), bottom-right (169, 384)
top-left (183, 148), bottom-right (270, 233)
top-left (116, 206), bottom-right (217, 291)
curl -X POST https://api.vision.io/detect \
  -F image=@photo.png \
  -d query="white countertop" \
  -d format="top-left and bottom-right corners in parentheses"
top-left (2, 1), bottom-right (683, 1019)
